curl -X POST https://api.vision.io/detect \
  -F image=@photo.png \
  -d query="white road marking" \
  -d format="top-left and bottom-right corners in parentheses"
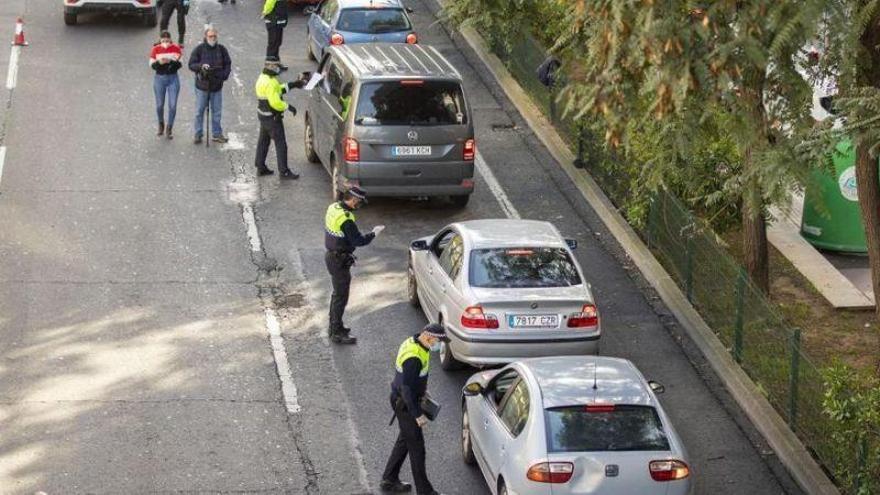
top-left (476, 152), bottom-right (521, 219)
top-left (241, 202), bottom-right (262, 252)
top-left (0, 146), bottom-right (6, 186)
top-left (6, 45), bottom-right (20, 89)
top-left (265, 308), bottom-right (301, 414)
top-left (221, 131), bottom-right (246, 150)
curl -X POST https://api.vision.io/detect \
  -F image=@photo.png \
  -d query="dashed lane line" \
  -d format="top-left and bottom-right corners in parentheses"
top-left (6, 45), bottom-right (19, 90)
top-left (0, 146), bottom-right (6, 186)
top-left (476, 152), bottom-right (520, 219)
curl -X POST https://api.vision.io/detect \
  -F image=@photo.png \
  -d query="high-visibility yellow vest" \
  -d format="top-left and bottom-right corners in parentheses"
top-left (255, 72), bottom-right (287, 115)
top-left (395, 337), bottom-right (430, 377)
top-left (325, 202), bottom-right (353, 238)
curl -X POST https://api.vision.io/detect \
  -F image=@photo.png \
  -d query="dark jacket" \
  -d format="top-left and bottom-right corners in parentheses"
top-left (188, 41), bottom-right (232, 92)
top-left (390, 335), bottom-right (429, 418)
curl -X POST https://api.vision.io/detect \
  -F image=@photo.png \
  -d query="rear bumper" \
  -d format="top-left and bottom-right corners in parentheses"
top-left (341, 160), bottom-right (474, 197)
top-left (65, 3), bottom-right (155, 13)
top-left (448, 326), bottom-right (601, 365)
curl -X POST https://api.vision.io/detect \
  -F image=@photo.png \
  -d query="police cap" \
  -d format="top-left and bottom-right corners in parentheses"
top-left (345, 185), bottom-right (368, 203)
top-left (422, 323), bottom-right (448, 342)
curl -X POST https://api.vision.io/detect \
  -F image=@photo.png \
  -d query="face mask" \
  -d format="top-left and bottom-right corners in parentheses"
top-left (161, 41), bottom-right (171, 48)
top-left (429, 342), bottom-right (441, 352)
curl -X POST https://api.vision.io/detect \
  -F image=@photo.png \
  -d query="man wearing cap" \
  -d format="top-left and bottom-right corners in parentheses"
top-left (381, 324), bottom-right (447, 495)
top-left (324, 187), bottom-right (385, 344)
top-left (255, 57), bottom-right (305, 179)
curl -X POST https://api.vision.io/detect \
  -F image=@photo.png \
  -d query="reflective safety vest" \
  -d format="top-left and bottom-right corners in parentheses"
top-left (325, 202), bottom-right (353, 239)
top-left (262, 0), bottom-right (289, 25)
top-left (395, 337), bottom-right (430, 377)
top-left (255, 72), bottom-right (287, 117)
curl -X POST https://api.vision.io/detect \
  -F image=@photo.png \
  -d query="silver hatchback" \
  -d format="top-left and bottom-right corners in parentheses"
top-left (407, 219), bottom-right (600, 370)
top-left (461, 356), bottom-right (692, 495)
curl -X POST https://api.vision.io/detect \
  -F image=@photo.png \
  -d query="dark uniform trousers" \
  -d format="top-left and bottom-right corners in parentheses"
top-left (325, 250), bottom-right (353, 335)
top-left (160, 0), bottom-right (187, 44)
top-left (266, 23), bottom-right (284, 59)
top-left (256, 115), bottom-right (289, 174)
top-left (383, 397), bottom-right (434, 495)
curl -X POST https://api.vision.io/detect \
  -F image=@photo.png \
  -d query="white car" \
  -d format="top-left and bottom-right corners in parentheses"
top-left (407, 219), bottom-right (600, 370)
top-left (63, 0), bottom-right (158, 26)
top-left (461, 356), bottom-right (692, 495)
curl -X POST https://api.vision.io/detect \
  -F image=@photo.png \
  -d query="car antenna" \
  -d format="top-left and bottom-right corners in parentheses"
top-left (592, 363), bottom-right (598, 390)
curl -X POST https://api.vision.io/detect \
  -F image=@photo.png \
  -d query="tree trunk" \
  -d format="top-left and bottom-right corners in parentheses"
top-left (742, 147), bottom-right (770, 293)
top-left (854, 144), bottom-right (880, 319)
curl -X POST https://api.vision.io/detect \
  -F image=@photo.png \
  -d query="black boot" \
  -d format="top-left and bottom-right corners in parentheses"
top-left (157, 122), bottom-right (165, 136)
top-left (379, 480), bottom-right (412, 493)
top-left (166, 125), bottom-right (173, 140)
top-left (330, 332), bottom-right (357, 345)
top-left (280, 170), bottom-right (300, 180)
top-left (257, 167), bottom-right (275, 176)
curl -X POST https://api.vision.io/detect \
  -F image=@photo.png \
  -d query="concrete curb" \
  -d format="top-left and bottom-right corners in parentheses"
top-left (440, 11), bottom-right (841, 495)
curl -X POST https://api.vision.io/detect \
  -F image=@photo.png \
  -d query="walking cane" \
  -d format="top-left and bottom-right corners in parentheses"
top-left (205, 92), bottom-right (210, 148)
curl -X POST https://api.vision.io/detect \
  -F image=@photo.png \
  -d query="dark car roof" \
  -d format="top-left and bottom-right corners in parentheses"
top-left (329, 43), bottom-right (461, 80)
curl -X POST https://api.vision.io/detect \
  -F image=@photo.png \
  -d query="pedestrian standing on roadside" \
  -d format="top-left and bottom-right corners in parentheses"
top-left (150, 31), bottom-right (183, 140)
top-left (188, 26), bottom-right (231, 144)
top-left (324, 186), bottom-right (384, 344)
top-left (261, 0), bottom-right (289, 71)
top-left (254, 56), bottom-right (306, 179)
top-left (381, 324), bottom-right (447, 495)
top-left (159, 0), bottom-right (189, 46)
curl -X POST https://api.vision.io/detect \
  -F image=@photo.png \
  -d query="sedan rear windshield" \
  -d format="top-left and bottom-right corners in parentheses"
top-left (545, 405), bottom-right (670, 452)
top-left (354, 81), bottom-right (467, 126)
top-left (337, 8), bottom-right (411, 34)
top-left (468, 248), bottom-right (581, 288)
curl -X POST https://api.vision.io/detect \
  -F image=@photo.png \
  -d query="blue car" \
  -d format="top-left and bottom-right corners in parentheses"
top-left (305, 0), bottom-right (417, 61)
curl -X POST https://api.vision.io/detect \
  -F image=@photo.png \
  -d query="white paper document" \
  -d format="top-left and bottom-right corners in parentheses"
top-left (304, 72), bottom-right (324, 91)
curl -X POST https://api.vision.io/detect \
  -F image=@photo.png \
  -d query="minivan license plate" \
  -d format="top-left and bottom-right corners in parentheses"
top-left (508, 314), bottom-right (559, 328)
top-left (393, 146), bottom-right (431, 156)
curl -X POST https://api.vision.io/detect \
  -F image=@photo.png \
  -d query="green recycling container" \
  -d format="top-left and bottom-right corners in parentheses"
top-left (800, 140), bottom-right (879, 253)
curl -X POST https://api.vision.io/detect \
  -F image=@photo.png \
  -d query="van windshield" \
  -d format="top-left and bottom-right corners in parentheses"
top-left (337, 8), bottom-right (411, 34)
top-left (354, 81), bottom-right (467, 126)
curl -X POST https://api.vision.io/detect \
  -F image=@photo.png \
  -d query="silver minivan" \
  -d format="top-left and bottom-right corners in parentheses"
top-left (304, 43), bottom-right (475, 207)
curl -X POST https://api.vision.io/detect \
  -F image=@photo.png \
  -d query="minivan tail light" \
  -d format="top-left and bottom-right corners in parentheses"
top-left (343, 137), bottom-right (360, 162)
top-left (331, 33), bottom-right (345, 45)
top-left (400, 79), bottom-right (424, 86)
top-left (460, 306), bottom-right (498, 329)
top-left (463, 138), bottom-right (475, 161)
top-left (567, 303), bottom-right (598, 328)
top-left (649, 460), bottom-right (690, 481)
top-left (406, 33), bottom-right (418, 44)
top-left (527, 462), bottom-right (574, 483)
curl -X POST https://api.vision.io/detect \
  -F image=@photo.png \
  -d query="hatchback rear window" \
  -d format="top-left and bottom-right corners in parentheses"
top-left (337, 8), bottom-right (411, 33)
top-left (545, 405), bottom-right (670, 452)
top-left (354, 81), bottom-right (467, 126)
top-left (468, 248), bottom-right (581, 288)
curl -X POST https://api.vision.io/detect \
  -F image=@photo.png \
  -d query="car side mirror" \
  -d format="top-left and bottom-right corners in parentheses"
top-left (463, 382), bottom-right (483, 396)
top-left (303, 6), bottom-right (317, 15)
top-left (406, 7), bottom-right (414, 13)
top-left (411, 240), bottom-right (429, 251)
top-left (648, 380), bottom-right (665, 394)
top-left (565, 239), bottom-right (578, 250)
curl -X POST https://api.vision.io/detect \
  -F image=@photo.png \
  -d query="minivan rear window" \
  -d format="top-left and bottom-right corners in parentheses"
top-left (468, 247), bottom-right (581, 288)
top-left (337, 8), bottom-right (411, 34)
top-left (354, 81), bottom-right (467, 126)
top-left (545, 405), bottom-right (670, 452)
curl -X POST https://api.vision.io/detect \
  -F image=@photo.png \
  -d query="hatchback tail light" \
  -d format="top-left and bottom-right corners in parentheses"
top-left (460, 306), bottom-right (498, 329)
top-left (331, 33), bottom-right (345, 45)
top-left (343, 137), bottom-right (360, 162)
top-left (527, 462), bottom-right (574, 483)
top-left (649, 460), bottom-right (690, 481)
top-left (406, 33), bottom-right (418, 44)
top-left (463, 138), bottom-right (475, 161)
top-left (567, 304), bottom-right (598, 328)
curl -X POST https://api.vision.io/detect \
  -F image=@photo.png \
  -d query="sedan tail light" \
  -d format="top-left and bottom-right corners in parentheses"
top-left (136, 0), bottom-right (151, 4)
top-left (527, 462), bottom-right (574, 483)
top-left (331, 33), bottom-right (345, 45)
top-left (463, 138), bottom-right (475, 161)
top-left (406, 33), bottom-right (418, 44)
top-left (460, 306), bottom-right (498, 329)
top-left (343, 137), bottom-right (360, 162)
top-left (649, 460), bottom-right (690, 481)
top-left (567, 304), bottom-right (598, 328)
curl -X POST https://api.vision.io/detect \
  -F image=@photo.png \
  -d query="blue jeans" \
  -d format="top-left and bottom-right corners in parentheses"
top-left (153, 74), bottom-right (180, 127)
top-left (194, 87), bottom-right (223, 137)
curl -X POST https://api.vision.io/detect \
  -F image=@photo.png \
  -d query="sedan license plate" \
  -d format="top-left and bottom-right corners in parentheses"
top-left (393, 146), bottom-right (432, 156)
top-left (508, 314), bottom-right (559, 328)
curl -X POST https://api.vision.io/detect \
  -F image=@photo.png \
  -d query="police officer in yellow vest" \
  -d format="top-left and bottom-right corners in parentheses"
top-left (381, 324), bottom-right (447, 495)
top-left (255, 56), bottom-right (303, 179)
top-left (325, 186), bottom-right (385, 344)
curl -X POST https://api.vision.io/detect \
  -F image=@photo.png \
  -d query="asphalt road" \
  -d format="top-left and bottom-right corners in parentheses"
top-left (0, 0), bottom-right (801, 493)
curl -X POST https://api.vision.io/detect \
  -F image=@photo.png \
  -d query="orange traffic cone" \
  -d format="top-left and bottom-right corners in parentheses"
top-left (12, 17), bottom-right (27, 46)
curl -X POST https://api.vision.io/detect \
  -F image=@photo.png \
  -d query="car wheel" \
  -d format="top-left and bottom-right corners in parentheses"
top-left (449, 195), bottom-right (470, 209)
top-left (461, 402), bottom-right (476, 465)
top-left (331, 158), bottom-right (343, 201)
top-left (439, 339), bottom-right (463, 371)
top-left (64, 12), bottom-right (77, 25)
top-left (304, 116), bottom-right (319, 164)
top-left (498, 480), bottom-right (508, 495)
top-left (143, 9), bottom-right (158, 27)
top-left (407, 263), bottom-right (420, 307)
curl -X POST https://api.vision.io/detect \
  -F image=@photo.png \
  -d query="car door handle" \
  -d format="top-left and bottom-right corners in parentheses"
top-left (483, 420), bottom-right (488, 430)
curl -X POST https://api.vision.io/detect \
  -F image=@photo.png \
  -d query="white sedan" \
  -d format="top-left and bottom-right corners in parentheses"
top-left (407, 219), bottom-right (600, 370)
